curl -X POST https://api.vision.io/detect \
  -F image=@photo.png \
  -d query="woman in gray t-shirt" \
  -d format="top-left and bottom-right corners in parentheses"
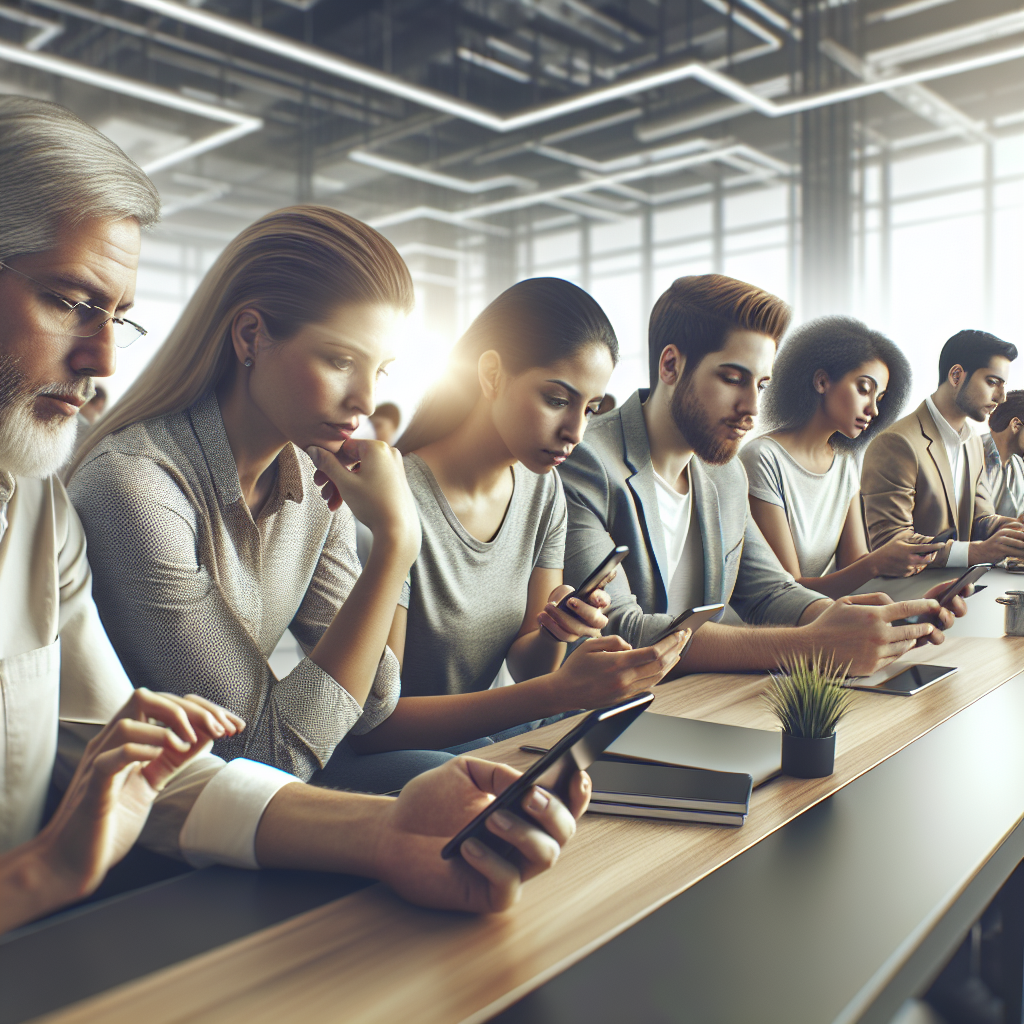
top-left (345, 279), bottom-right (688, 754)
top-left (746, 316), bottom-right (942, 598)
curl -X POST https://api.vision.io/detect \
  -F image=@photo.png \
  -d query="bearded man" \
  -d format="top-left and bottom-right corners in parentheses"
top-left (558, 274), bottom-right (964, 676)
top-left (862, 329), bottom-right (1024, 567)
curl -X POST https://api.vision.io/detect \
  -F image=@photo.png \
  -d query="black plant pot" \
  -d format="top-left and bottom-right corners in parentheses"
top-left (781, 732), bottom-right (836, 779)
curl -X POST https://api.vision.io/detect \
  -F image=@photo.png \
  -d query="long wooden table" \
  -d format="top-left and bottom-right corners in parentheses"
top-left (22, 633), bottom-right (1024, 1024)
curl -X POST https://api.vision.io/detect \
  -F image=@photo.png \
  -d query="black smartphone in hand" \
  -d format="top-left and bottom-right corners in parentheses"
top-left (649, 603), bottom-right (726, 646)
top-left (558, 545), bottom-right (629, 611)
top-left (440, 691), bottom-right (654, 861)
top-left (892, 563), bottom-right (993, 627)
top-left (930, 527), bottom-right (957, 545)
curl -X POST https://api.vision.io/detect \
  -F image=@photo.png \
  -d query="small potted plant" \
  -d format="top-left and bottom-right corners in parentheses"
top-left (762, 652), bottom-right (856, 779)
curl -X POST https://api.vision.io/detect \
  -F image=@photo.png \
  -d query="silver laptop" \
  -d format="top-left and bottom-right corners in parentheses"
top-left (603, 711), bottom-right (782, 787)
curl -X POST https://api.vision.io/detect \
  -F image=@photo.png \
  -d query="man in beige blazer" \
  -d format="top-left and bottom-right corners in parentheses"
top-left (862, 329), bottom-right (1024, 569)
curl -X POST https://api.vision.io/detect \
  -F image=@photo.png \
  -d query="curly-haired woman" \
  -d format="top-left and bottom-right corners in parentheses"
top-left (740, 316), bottom-right (942, 597)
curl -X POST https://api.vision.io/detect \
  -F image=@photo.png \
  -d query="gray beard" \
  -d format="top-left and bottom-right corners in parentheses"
top-left (0, 354), bottom-right (85, 478)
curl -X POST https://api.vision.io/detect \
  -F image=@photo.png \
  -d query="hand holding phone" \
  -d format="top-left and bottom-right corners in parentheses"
top-left (649, 603), bottom-right (726, 646)
top-left (892, 563), bottom-right (992, 627)
top-left (557, 545), bottom-right (629, 612)
top-left (540, 546), bottom-right (629, 642)
top-left (441, 691), bottom-right (655, 860)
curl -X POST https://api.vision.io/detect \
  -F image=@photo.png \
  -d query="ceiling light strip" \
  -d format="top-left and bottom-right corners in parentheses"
top-left (111, 0), bottom-right (1024, 133)
top-left (0, 41), bottom-right (263, 172)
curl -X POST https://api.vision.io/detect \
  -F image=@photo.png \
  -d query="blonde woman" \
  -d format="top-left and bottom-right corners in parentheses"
top-left (69, 206), bottom-right (448, 791)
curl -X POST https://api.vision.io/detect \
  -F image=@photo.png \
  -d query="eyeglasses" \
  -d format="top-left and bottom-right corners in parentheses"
top-left (0, 261), bottom-right (147, 348)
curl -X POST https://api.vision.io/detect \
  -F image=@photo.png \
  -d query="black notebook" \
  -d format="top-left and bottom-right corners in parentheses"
top-left (588, 801), bottom-right (746, 827)
top-left (586, 758), bottom-right (752, 814)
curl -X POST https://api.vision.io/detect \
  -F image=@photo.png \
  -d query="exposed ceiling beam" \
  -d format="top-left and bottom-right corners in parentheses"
top-left (0, 41), bottom-right (263, 173)
top-left (348, 149), bottom-right (536, 193)
top-left (114, 0), bottom-right (1024, 135)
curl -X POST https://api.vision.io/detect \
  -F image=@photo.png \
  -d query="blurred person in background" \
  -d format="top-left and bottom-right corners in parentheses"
top-left (982, 390), bottom-right (1024, 518)
top-left (78, 383), bottom-right (107, 425)
top-left (369, 401), bottom-right (401, 445)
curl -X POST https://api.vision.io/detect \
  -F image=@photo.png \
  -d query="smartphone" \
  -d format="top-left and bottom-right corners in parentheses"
top-left (846, 663), bottom-right (958, 696)
top-left (558, 545), bottom-right (629, 611)
top-left (892, 563), bottom-right (993, 627)
top-left (649, 603), bottom-right (726, 646)
top-left (930, 527), bottom-right (958, 545)
top-left (440, 691), bottom-right (655, 860)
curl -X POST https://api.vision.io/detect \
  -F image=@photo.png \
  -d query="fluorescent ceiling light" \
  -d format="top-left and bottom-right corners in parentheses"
top-left (349, 150), bottom-right (535, 193)
top-left (0, 7), bottom-right (63, 50)
top-left (456, 48), bottom-right (531, 84)
top-left (106, 0), bottom-right (1024, 133)
top-left (0, 41), bottom-right (262, 173)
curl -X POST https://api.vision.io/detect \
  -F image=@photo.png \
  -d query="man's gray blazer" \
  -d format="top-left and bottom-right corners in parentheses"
top-left (558, 390), bottom-right (823, 647)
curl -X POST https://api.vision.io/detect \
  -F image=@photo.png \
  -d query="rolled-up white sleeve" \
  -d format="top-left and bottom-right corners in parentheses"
top-left (947, 540), bottom-right (970, 568)
top-left (178, 758), bottom-right (297, 869)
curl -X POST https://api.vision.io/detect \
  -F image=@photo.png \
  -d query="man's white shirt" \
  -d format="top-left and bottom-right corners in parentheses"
top-left (653, 467), bottom-right (706, 616)
top-left (0, 471), bottom-right (294, 864)
top-left (924, 395), bottom-right (971, 569)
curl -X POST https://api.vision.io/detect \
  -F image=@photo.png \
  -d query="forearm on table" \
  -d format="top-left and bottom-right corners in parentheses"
top-left (798, 558), bottom-right (878, 600)
top-left (310, 538), bottom-right (411, 706)
top-left (348, 680), bottom-right (569, 753)
top-left (506, 628), bottom-right (566, 682)
top-left (254, 782), bottom-right (390, 876)
top-left (677, 618), bottom-right (822, 674)
top-left (0, 840), bottom-right (80, 935)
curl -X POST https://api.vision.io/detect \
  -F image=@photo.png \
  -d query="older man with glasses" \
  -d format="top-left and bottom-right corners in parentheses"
top-left (0, 96), bottom-right (588, 934)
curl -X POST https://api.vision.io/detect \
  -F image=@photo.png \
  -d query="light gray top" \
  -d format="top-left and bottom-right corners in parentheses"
top-left (983, 432), bottom-right (1024, 518)
top-left (558, 390), bottom-right (822, 648)
top-left (740, 435), bottom-right (861, 579)
top-left (401, 453), bottom-right (567, 697)
top-left (69, 392), bottom-right (402, 782)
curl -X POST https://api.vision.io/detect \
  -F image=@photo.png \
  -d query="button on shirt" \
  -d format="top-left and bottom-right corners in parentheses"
top-left (69, 392), bottom-right (402, 781)
top-left (924, 395), bottom-right (972, 569)
top-left (653, 468), bottom-right (705, 616)
top-left (0, 470), bottom-right (293, 865)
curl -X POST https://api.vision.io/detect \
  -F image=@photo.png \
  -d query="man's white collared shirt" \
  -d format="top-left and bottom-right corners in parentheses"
top-left (0, 471), bottom-right (293, 862)
top-left (924, 395), bottom-right (972, 568)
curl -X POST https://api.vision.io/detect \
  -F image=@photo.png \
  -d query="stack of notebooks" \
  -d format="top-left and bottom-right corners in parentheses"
top-left (587, 759), bottom-right (752, 826)
top-left (526, 712), bottom-right (783, 828)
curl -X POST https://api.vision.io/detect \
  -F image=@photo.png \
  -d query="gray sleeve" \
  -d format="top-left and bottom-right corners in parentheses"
top-left (288, 508), bottom-right (400, 736)
top-left (71, 452), bottom-right (366, 781)
top-left (730, 513), bottom-right (825, 626)
top-left (560, 447), bottom-right (673, 649)
top-left (536, 472), bottom-right (567, 570)
top-left (740, 441), bottom-right (786, 508)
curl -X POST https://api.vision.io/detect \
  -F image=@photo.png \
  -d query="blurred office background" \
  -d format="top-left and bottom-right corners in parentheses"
top-left (1, 0), bottom-right (1023, 426)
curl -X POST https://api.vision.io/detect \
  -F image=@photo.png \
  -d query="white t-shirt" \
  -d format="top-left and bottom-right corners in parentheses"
top-left (653, 468), bottom-right (706, 616)
top-left (740, 436), bottom-right (860, 579)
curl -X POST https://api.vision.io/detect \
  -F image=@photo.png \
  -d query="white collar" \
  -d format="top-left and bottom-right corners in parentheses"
top-left (925, 395), bottom-right (970, 450)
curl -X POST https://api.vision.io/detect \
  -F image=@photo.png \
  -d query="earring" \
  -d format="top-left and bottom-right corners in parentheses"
top-left (244, 358), bottom-right (254, 368)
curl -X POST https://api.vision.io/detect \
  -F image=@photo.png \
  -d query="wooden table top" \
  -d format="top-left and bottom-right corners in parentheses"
top-left (39, 635), bottom-right (1024, 1024)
